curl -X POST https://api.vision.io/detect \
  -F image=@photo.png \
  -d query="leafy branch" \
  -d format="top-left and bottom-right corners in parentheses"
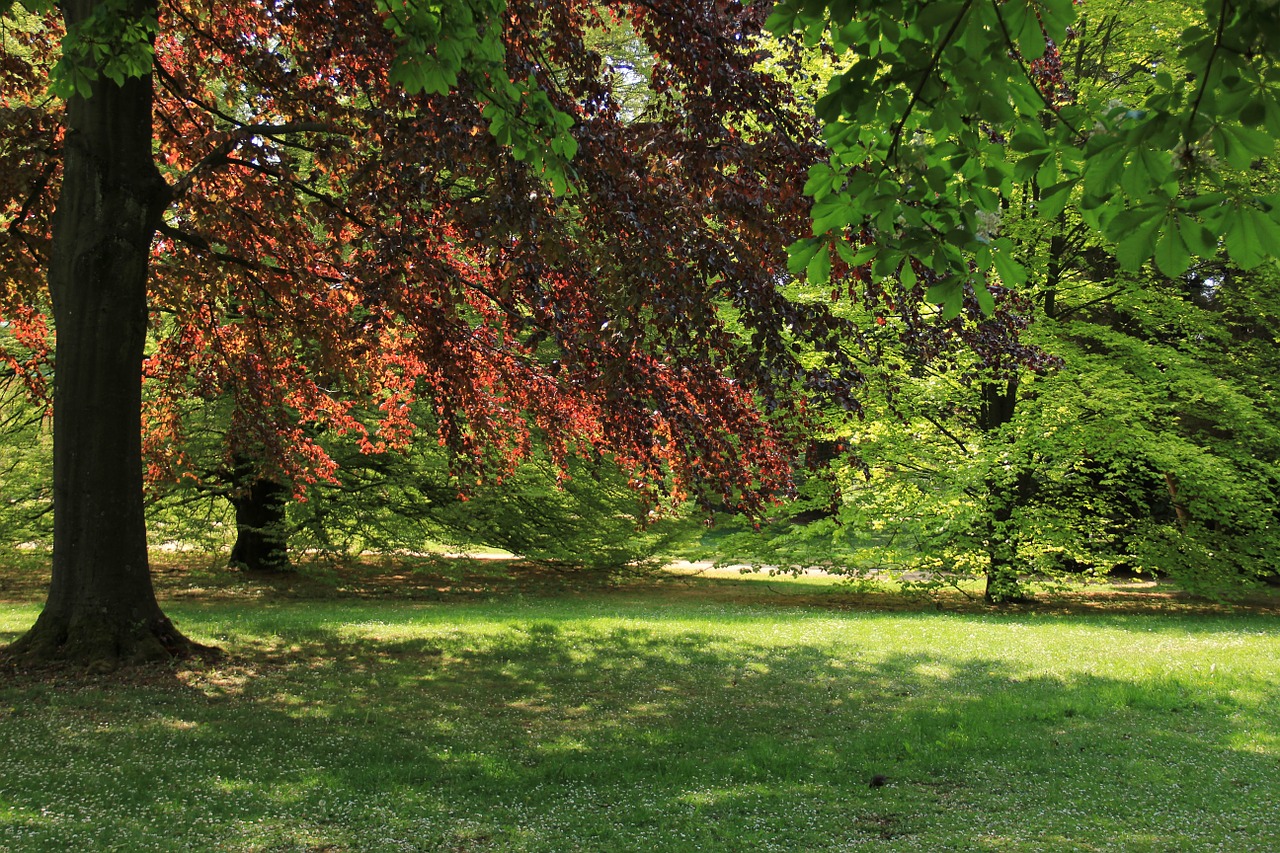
top-left (988, 0), bottom-right (1085, 142)
top-left (886, 0), bottom-right (975, 166)
top-left (1187, 0), bottom-right (1231, 140)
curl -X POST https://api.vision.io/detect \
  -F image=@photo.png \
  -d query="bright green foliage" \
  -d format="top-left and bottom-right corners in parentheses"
top-left (704, 0), bottom-right (1280, 599)
top-left (0, 374), bottom-right (50, 554)
top-left (768, 0), bottom-right (1280, 303)
top-left (143, 395), bottom-right (697, 570)
top-left (719, 223), bottom-right (1280, 598)
top-left (281, 443), bottom-right (697, 570)
top-left (4, 0), bottom-right (158, 99)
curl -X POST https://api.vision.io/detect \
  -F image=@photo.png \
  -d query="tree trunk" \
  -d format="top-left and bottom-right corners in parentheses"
top-left (1164, 472), bottom-right (1190, 530)
top-left (228, 477), bottom-right (293, 572)
top-left (3, 1), bottom-right (208, 668)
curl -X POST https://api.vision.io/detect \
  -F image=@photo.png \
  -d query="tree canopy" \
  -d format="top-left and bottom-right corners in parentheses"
top-left (0, 0), bottom-right (869, 665)
top-left (769, 0), bottom-right (1279, 312)
top-left (705, 0), bottom-right (1280, 600)
top-left (2, 0), bottom-right (1278, 665)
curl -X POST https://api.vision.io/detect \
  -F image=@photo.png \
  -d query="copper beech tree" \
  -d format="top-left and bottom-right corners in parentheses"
top-left (0, 0), bottom-right (866, 665)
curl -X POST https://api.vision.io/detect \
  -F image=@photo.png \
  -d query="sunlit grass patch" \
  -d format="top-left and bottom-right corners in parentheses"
top-left (2, 571), bottom-right (1279, 851)
top-left (0, 606), bottom-right (37, 642)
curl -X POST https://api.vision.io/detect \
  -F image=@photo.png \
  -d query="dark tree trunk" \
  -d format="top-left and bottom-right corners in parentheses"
top-left (4, 1), bottom-right (208, 668)
top-left (228, 477), bottom-right (293, 572)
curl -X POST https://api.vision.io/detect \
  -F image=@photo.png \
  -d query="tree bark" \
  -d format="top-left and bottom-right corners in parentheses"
top-left (228, 477), bottom-right (293, 572)
top-left (3, 0), bottom-right (208, 668)
top-left (1164, 472), bottom-right (1190, 530)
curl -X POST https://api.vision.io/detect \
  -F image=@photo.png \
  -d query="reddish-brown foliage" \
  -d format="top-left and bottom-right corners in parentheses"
top-left (1, 0), bottom-right (865, 515)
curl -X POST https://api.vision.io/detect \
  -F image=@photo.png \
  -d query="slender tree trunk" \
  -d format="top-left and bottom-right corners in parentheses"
top-left (1164, 472), bottom-right (1190, 530)
top-left (229, 477), bottom-right (292, 572)
top-left (4, 1), bottom-right (207, 668)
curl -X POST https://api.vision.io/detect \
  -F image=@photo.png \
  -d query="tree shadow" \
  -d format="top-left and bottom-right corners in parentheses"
top-left (1, 604), bottom-right (1277, 850)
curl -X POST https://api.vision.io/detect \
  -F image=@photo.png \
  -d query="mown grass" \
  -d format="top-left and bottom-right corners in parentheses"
top-left (1, 560), bottom-right (1278, 851)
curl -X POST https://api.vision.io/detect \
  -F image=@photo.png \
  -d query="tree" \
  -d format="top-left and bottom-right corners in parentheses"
top-left (144, 397), bottom-right (699, 571)
top-left (0, 1), bottom-right (864, 666)
top-left (706, 0), bottom-right (1280, 600)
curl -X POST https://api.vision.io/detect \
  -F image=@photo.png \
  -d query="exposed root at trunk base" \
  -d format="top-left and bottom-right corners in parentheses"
top-left (2, 613), bottom-right (222, 673)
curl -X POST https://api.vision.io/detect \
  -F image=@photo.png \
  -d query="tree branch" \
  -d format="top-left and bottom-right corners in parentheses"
top-left (1188, 0), bottom-right (1231, 138)
top-left (920, 411), bottom-right (971, 454)
top-left (887, 0), bottom-right (975, 165)
top-left (988, 0), bottom-right (1085, 142)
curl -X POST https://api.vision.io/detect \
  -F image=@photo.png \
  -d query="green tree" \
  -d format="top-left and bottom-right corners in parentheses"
top-left (710, 0), bottom-right (1280, 599)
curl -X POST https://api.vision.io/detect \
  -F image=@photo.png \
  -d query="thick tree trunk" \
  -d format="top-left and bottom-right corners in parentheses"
top-left (4, 1), bottom-right (208, 668)
top-left (228, 477), bottom-right (293, 572)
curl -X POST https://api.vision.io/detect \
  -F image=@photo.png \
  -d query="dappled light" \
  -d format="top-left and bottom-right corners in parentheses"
top-left (3, 571), bottom-right (1278, 849)
top-left (1, 0), bottom-right (1278, 847)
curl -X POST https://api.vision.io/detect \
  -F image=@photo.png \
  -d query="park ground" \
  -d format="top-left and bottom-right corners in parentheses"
top-left (2, 556), bottom-right (1279, 851)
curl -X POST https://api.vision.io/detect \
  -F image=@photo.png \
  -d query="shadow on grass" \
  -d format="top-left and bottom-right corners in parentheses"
top-left (2, 603), bottom-right (1278, 850)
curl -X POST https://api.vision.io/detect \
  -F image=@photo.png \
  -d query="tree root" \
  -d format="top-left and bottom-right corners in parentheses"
top-left (2, 613), bottom-right (222, 673)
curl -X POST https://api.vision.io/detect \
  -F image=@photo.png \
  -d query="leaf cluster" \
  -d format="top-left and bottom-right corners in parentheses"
top-left (770, 0), bottom-right (1280, 309)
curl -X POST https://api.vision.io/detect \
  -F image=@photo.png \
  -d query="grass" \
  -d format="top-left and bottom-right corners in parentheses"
top-left (1, 558), bottom-right (1279, 851)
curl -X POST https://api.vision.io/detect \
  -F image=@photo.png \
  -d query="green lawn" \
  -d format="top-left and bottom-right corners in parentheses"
top-left (1, 564), bottom-right (1278, 851)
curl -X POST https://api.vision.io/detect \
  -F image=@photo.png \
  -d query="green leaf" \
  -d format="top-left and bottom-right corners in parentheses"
top-left (836, 241), bottom-right (876, 267)
top-left (1105, 204), bottom-right (1164, 244)
top-left (1008, 129), bottom-right (1049, 156)
top-left (1114, 211), bottom-right (1165, 271)
top-left (1083, 140), bottom-right (1126, 196)
top-left (1232, 124), bottom-right (1276, 157)
top-left (974, 277), bottom-right (996, 315)
top-left (1009, 79), bottom-right (1044, 116)
top-left (916, 0), bottom-right (966, 34)
top-left (1036, 154), bottom-right (1059, 188)
top-left (1222, 207), bottom-right (1267, 269)
top-left (1154, 227), bottom-right (1191, 278)
top-left (1176, 214), bottom-right (1218, 259)
top-left (1239, 98), bottom-right (1267, 127)
top-left (1244, 207), bottom-right (1280, 256)
top-left (1212, 124), bottom-right (1271, 170)
top-left (812, 202), bottom-right (857, 236)
top-left (1264, 97), bottom-right (1280, 138)
top-left (808, 242), bottom-right (833, 287)
top-left (787, 238), bottom-right (821, 277)
top-left (900, 260), bottom-right (916, 288)
top-left (992, 251), bottom-right (1027, 287)
top-left (764, 6), bottom-right (798, 33)
top-left (925, 282), bottom-right (953, 305)
top-left (548, 168), bottom-right (568, 198)
top-left (940, 289), bottom-right (964, 321)
top-left (803, 165), bottom-right (836, 200)
top-left (1036, 179), bottom-right (1077, 220)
